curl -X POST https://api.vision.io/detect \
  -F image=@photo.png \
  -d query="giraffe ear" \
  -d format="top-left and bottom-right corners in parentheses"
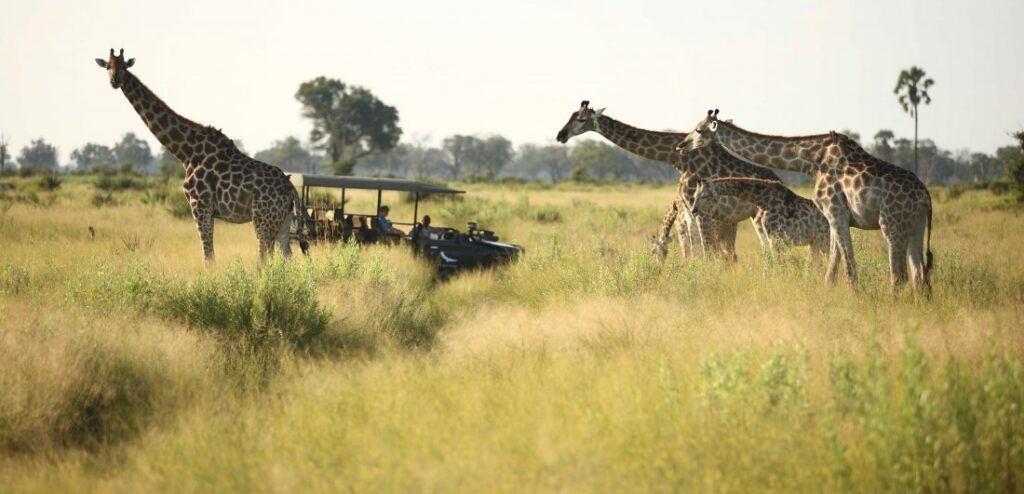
top-left (709, 120), bottom-right (719, 132)
top-left (125, 58), bottom-right (135, 68)
top-left (594, 107), bottom-right (606, 117)
top-left (95, 59), bottom-right (109, 68)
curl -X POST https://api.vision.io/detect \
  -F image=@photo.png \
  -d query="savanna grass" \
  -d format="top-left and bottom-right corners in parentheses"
top-left (1, 181), bottom-right (1023, 492)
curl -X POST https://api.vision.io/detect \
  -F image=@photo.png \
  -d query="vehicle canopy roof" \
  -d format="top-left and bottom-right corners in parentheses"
top-left (289, 174), bottom-right (464, 195)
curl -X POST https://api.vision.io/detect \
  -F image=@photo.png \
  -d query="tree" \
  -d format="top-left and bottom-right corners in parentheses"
top-left (441, 135), bottom-right (479, 179)
top-left (469, 135), bottom-right (512, 179)
top-left (0, 134), bottom-right (9, 175)
top-left (1007, 131), bottom-right (1024, 196)
top-left (569, 141), bottom-right (636, 181)
top-left (18, 138), bottom-right (58, 172)
top-left (70, 143), bottom-right (117, 171)
top-left (113, 132), bottom-right (153, 171)
top-left (871, 129), bottom-right (896, 162)
top-left (254, 136), bottom-right (314, 174)
top-left (295, 77), bottom-right (402, 175)
top-left (894, 66), bottom-right (935, 176)
top-left (157, 149), bottom-right (184, 180)
top-left (517, 144), bottom-right (573, 182)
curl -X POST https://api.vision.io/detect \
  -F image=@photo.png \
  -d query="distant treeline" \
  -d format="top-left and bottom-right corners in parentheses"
top-left (2, 129), bottom-right (1022, 187)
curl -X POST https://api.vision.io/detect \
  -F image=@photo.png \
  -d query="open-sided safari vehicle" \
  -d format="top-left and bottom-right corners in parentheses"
top-left (290, 174), bottom-right (523, 276)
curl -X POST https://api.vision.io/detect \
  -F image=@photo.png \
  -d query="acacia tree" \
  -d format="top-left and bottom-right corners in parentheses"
top-left (894, 66), bottom-right (935, 176)
top-left (295, 77), bottom-right (401, 175)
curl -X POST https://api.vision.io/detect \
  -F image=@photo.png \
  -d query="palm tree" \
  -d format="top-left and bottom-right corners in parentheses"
top-left (894, 66), bottom-right (935, 176)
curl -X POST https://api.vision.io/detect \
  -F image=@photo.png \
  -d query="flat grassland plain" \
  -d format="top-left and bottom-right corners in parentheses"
top-left (1, 177), bottom-right (1023, 492)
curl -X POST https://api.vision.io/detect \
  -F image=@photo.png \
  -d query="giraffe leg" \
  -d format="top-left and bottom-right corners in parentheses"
top-left (826, 229), bottom-right (842, 286)
top-left (254, 213), bottom-right (280, 263)
top-left (906, 215), bottom-right (929, 294)
top-left (277, 211), bottom-right (294, 260)
top-left (692, 211), bottom-right (717, 259)
top-left (752, 211), bottom-right (772, 256)
top-left (190, 201), bottom-right (215, 263)
top-left (673, 216), bottom-right (689, 263)
top-left (835, 225), bottom-right (859, 290)
top-left (717, 221), bottom-right (739, 262)
top-left (884, 229), bottom-right (910, 295)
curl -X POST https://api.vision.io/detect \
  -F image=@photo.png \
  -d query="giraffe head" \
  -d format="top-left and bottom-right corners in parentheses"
top-left (94, 48), bottom-right (135, 89)
top-left (676, 109), bottom-right (721, 155)
top-left (647, 235), bottom-right (669, 263)
top-left (555, 100), bottom-right (606, 143)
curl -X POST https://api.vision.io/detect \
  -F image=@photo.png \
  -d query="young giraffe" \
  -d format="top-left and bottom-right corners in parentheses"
top-left (649, 171), bottom-right (722, 262)
top-left (555, 101), bottom-right (778, 262)
top-left (689, 177), bottom-right (829, 260)
top-left (679, 110), bottom-right (933, 292)
top-left (95, 49), bottom-right (304, 262)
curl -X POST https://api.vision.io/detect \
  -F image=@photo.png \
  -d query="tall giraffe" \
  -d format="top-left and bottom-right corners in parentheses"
top-left (678, 110), bottom-right (933, 292)
top-left (689, 176), bottom-right (829, 260)
top-left (95, 49), bottom-right (303, 262)
top-left (555, 100), bottom-right (780, 261)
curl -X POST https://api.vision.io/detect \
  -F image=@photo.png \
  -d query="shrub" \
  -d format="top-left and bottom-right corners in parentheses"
top-left (164, 260), bottom-right (330, 350)
top-left (532, 207), bottom-right (562, 223)
top-left (55, 341), bottom-right (170, 448)
top-left (164, 191), bottom-right (193, 219)
top-left (91, 192), bottom-right (119, 208)
top-left (37, 172), bottom-right (62, 191)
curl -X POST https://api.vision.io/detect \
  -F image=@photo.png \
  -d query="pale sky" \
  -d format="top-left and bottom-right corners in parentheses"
top-left (1, 0), bottom-right (1021, 165)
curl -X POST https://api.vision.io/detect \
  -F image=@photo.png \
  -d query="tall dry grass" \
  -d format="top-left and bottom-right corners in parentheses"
top-left (1, 176), bottom-right (1022, 492)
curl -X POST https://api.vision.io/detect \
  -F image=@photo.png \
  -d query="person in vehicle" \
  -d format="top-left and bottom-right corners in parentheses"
top-left (375, 205), bottom-right (406, 238)
top-left (410, 215), bottom-right (440, 247)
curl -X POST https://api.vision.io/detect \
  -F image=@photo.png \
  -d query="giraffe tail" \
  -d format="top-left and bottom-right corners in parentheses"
top-left (925, 200), bottom-right (934, 276)
top-left (292, 188), bottom-right (311, 255)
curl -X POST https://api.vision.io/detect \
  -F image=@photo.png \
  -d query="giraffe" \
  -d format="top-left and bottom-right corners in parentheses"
top-left (678, 110), bottom-right (933, 292)
top-left (95, 49), bottom-right (304, 262)
top-left (555, 100), bottom-right (780, 262)
top-left (688, 176), bottom-right (829, 260)
top-left (649, 171), bottom-right (720, 262)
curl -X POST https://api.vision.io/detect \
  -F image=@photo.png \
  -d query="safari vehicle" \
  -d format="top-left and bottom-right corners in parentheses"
top-left (289, 174), bottom-right (522, 275)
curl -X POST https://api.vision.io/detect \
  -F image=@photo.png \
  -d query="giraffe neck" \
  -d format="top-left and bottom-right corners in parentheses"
top-left (595, 115), bottom-right (684, 166)
top-left (707, 177), bottom-right (795, 211)
top-left (714, 122), bottom-right (829, 176)
top-left (119, 71), bottom-right (206, 164)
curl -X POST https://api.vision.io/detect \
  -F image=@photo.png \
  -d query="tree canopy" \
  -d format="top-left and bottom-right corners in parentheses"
top-left (113, 132), bottom-right (153, 171)
top-left (295, 77), bottom-right (401, 175)
top-left (71, 143), bottom-right (117, 171)
top-left (18, 138), bottom-right (58, 172)
top-left (254, 137), bottom-right (315, 174)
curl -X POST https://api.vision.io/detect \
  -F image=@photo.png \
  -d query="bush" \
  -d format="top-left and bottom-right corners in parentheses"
top-left (164, 260), bottom-right (330, 350)
top-left (37, 172), bottom-right (62, 191)
top-left (164, 191), bottom-right (193, 219)
top-left (91, 192), bottom-right (119, 208)
top-left (55, 341), bottom-right (171, 448)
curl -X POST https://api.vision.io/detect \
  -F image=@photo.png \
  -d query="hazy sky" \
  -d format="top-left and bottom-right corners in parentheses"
top-left (1, 0), bottom-right (1021, 165)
